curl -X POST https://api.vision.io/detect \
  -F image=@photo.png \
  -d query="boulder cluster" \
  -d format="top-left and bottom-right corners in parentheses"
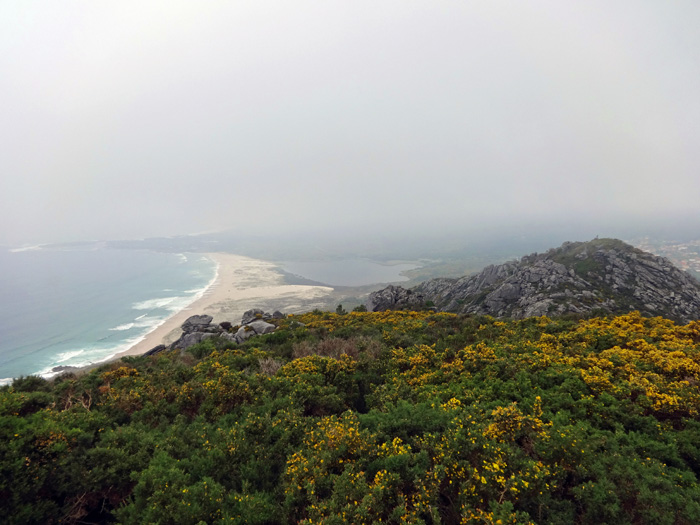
top-left (368, 238), bottom-right (700, 323)
top-left (145, 308), bottom-right (285, 356)
top-left (366, 285), bottom-right (426, 313)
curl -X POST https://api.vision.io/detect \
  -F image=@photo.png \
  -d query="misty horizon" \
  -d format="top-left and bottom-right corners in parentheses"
top-left (2, 2), bottom-right (699, 246)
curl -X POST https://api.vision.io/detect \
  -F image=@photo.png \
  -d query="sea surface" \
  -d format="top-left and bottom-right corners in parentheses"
top-left (0, 244), bottom-right (217, 384)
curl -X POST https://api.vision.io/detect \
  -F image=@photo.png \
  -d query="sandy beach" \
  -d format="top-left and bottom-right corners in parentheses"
top-left (115, 253), bottom-right (333, 358)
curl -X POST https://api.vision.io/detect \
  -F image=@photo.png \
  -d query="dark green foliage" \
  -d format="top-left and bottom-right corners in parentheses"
top-left (1, 311), bottom-right (700, 523)
top-left (11, 375), bottom-right (50, 393)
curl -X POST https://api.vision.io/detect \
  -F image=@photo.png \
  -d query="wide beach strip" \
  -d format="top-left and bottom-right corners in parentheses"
top-left (117, 253), bottom-right (333, 357)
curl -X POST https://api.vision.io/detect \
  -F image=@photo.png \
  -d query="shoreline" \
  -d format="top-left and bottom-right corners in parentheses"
top-left (110, 252), bottom-right (223, 359)
top-left (2, 251), bottom-right (405, 385)
top-left (112, 252), bottom-right (334, 360)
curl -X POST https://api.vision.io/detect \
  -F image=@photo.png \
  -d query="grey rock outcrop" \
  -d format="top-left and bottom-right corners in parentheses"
top-left (174, 332), bottom-right (217, 350)
top-left (247, 319), bottom-right (276, 335)
top-left (241, 309), bottom-right (265, 325)
top-left (143, 344), bottom-right (167, 356)
top-left (149, 309), bottom-right (285, 353)
top-left (181, 315), bottom-right (214, 332)
top-left (368, 239), bottom-right (700, 323)
top-left (170, 315), bottom-right (221, 350)
top-left (169, 309), bottom-right (282, 350)
top-left (234, 319), bottom-right (276, 342)
top-left (367, 285), bottom-right (426, 312)
top-left (51, 365), bottom-right (79, 373)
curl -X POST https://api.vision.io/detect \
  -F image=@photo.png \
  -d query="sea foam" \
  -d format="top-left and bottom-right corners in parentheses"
top-left (55, 350), bottom-right (85, 363)
top-left (132, 296), bottom-right (182, 311)
top-left (0, 249), bottom-right (218, 383)
top-left (109, 323), bottom-right (135, 331)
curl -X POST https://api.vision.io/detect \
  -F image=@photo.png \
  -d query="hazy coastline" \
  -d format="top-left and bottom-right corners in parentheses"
top-left (115, 253), bottom-right (334, 358)
top-left (0, 249), bottom-right (418, 384)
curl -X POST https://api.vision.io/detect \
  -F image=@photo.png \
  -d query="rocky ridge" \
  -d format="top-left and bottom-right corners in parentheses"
top-left (367, 238), bottom-right (700, 323)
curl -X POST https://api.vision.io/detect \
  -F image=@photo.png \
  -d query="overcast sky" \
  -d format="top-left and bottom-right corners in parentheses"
top-left (1, 1), bottom-right (699, 245)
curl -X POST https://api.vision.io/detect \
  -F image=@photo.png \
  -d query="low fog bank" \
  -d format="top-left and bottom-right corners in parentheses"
top-left (104, 213), bottom-right (700, 264)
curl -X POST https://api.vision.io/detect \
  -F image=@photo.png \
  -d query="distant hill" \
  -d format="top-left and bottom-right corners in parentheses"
top-left (368, 238), bottom-right (700, 322)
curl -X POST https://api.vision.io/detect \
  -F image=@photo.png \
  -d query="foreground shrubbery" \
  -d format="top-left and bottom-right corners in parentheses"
top-left (2, 311), bottom-right (700, 524)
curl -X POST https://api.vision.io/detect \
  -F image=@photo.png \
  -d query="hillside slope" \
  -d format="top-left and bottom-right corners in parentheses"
top-left (368, 238), bottom-right (700, 322)
top-left (3, 310), bottom-right (700, 523)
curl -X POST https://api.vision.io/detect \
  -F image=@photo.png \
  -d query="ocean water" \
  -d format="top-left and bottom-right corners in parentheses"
top-left (0, 245), bottom-right (217, 384)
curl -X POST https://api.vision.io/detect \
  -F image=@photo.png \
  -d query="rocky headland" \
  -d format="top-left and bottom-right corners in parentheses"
top-left (368, 238), bottom-right (700, 322)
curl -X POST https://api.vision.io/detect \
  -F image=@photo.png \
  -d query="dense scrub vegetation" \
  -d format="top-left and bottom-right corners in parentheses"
top-left (2, 310), bottom-right (700, 524)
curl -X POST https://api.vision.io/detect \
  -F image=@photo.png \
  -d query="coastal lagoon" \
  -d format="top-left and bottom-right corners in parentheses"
top-left (0, 245), bottom-right (216, 383)
top-left (279, 259), bottom-right (418, 287)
